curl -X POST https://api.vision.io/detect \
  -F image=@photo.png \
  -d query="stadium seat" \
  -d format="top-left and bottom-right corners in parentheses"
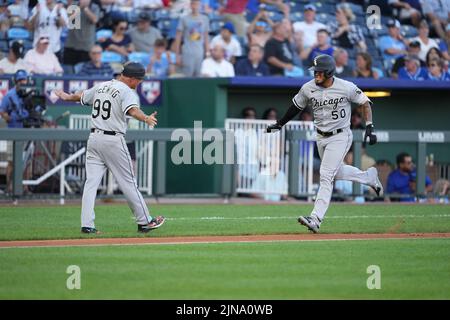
top-left (128, 52), bottom-right (151, 67)
top-left (266, 11), bottom-right (283, 22)
top-left (157, 19), bottom-right (172, 37)
top-left (345, 3), bottom-right (364, 16)
top-left (290, 11), bottom-right (303, 22)
top-left (96, 29), bottom-right (113, 42)
top-left (7, 27), bottom-right (30, 40)
top-left (372, 67), bottom-right (384, 78)
top-left (288, 1), bottom-right (302, 12)
top-left (314, 2), bottom-right (336, 14)
top-left (401, 25), bottom-right (418, 38)
top-left (62, 64), bottom-right (74, 74)
top-left (0, 40), bottom-right (8, 53)
top-left (210, 20), bottom-right (225, 35)
top-left (153, 8), bottom-right (170, 20)
top-left (258, 4), bottom-right (280, 13)
top-left (208, 11), bottom-right (223, 21)
top-left (315, 13), bottom-right (333, 24)
top-left (101, 51), bottom-right (123, 63)
top-left (74, 62), bottom-right (84, 74)
top-left (167, 19), bottom-right (179, 39)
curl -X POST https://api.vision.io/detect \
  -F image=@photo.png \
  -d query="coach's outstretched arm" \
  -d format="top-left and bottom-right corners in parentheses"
top-left (266, 104), bottom-right (301, 132)
top-left (361, 101), bottom-right (377, 146)
top-left (127, 107), bottom-right (158, 128)
top-left (54, 90), bottom-right (83, 102)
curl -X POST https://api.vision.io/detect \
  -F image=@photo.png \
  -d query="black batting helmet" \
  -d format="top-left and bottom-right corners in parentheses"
top-left (122, 61), bottom-right (146, 80)
top-left (309, 54), bottom-right (336, 78)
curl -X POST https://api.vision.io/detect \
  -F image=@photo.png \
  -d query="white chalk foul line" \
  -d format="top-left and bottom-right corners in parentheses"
top-left (165, 214), bottom-right (450, 221)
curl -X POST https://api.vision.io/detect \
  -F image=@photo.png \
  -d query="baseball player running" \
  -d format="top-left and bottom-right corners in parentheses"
top-left (55, 62), bottom-right (165, 234)
top-left (267, 54), bottom-right (383, 233)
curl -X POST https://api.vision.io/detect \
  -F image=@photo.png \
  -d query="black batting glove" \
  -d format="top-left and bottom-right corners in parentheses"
top-left (266, 123), bottom-right (282, 133)
top-left (363, 124), bottom-right (377, 147)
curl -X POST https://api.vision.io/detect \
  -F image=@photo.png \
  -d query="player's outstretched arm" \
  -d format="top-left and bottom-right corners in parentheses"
top-left (54, 89), bottom-right (83, 102)
top-left (266, 104), bottom-right (301, 133)
top-left (361, 101), bottom-right (377, 146)
top-left (127, 107), bottom-right (158, 128)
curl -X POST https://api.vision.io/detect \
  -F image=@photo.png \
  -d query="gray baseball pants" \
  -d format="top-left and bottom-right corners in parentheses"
top-left (81, 131), bottom-right (151, 228)
top-left (311, 127), bottom-right (375, 221)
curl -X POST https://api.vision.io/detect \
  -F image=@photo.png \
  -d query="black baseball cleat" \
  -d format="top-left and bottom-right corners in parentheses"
top-left (138, 216), bottom-right (166, 233)
top-left (298, 216), bottom-right (320, 233)
top-left (81, 227), bottom-right (99, 234)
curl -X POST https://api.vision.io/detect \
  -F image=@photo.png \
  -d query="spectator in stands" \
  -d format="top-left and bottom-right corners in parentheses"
top-left (301, 29), bottom-right (335, 64)
top-left (0, 1), bottom-right (10, 31)
top-left (262, 108), bottom-right (277, 120)
top-left (292, 4), bottom-right (326, 50)
top-left (419, 0), bottom-right (449, 40)
top-left (133, 0), bottom-right (163, 10)
top-left (173, 0), bottom-right (209, 77)
top-left (29, 0), bottom-right (68, 59)
top-left (389, 0), bottom-right (422, 28)
top-left (397, 54), bottom-right (427, 80)
top-left (328, 3), bottom-right (367, 52)
top-left (63, 0), bottom-right (100, 66)
top-left (433, 179), bottom-right (450, 203)
top-left (387, 152), bottom-right (432, 202)
top-left (7, 0), bottom-right (29, 25)
top-left (437, 25), bottom-right (450, 61)
top-left (218, 0), bottom-right (249, 37)
top-left (200, 44), bottom-right (235, 77)
top-left (379, 19), bottom-right (408, 67)
top-left (425, 58), bottom-right (450, 80)
top-left (353, 52), bottom-right (379, 79)
top-left (391, 40), bottom-right (426, 78)
top-left (235, 44), bottom-right (269, 76)
top-left (102, 19), bottom-right (134, 58)
top-left (24, 35), bottom-right (63, 75)
top-left (0, 41), bottom-right (29, 74)
top-left (128, 11), bottom-right (163, 54)
top-left (350, 110), bottom-right (364, 130)
top-left (146, 39), bottom-right (176, 77)
top-left (210, 22), bottom-right (242, 64)
top-left (425, 47), bottom-right (445, 65)
top-left (410, 20), bottom-right (440, 62)
top-left (264, 22), bottom-right (295, 76)
top-left (334, 48), bottom-right (353, 78)
top-left (169, 0), bottom-right (191, 18)
top-left (247, 10), bottom-right (274, 47)
top-left (79, 45), bottom-right (114, 77)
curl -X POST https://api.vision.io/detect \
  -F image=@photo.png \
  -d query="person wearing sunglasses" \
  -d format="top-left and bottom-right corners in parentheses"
top-left (79, 45), bottom-right (114, 77)
top-left (102, 19), bottom-right (135, 58)
top-left (425, 58), bottom-right (450, 80)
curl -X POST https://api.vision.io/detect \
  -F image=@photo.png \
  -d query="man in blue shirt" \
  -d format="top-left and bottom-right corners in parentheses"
top-left (235, 44), bottom-right (270, 76)
top-left (387, 152), bottom-right (432, 202)
top-left (379, 19), bottom-right (408, 67)
top-left (0, 69), bottom-right (30, 194)
top-left (397, 54), bottom-right (427, 80)
top-left (79, 45), bottom-right (114, 77)
top-left (0, 69), bottom-right (29, 128)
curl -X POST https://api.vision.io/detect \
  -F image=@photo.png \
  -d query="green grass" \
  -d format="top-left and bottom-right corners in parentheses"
top-left (0, 203), bottom-right (449, 299)
top-left (0, 239), bottom-right (449, 299)
top-left (0, 204), bottom-right (449, 240)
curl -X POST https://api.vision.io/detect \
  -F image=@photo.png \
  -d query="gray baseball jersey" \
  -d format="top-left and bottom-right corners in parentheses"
top-left (81, 79), bottom-right (140, 134)
top-left (292, 77), bottom-right (371, 132)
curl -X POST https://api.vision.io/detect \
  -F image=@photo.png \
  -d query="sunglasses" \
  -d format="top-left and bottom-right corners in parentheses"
top-left (118, 27), bottom-right (127, 31)
top-left (91, 51), bottom-right (102, 54)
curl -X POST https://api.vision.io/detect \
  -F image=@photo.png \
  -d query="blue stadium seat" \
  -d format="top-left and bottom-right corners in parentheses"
top-left (0, 40), bottom-right (8, 52)
top-left (372, 67), bottom-right (384, 78)
top-left (7, 27), bottom-right (30, 40)
top-left (96, 29), bottom-right (113, 42)
top-left (266, 11), bottom-right (284, 22)
top-left (101, 51), bottom-right (123, 63)
top-left (167, 19), bottom-right (179, 39)
top-left (128, 52), bottom-right (151, 67)
top-left (74, 62), bottom-right (84, 74)
top-left (210, 20), bottom-right (225, 35)
top-left (208, 11), bottom-right (223, 21)
top-left (157, 19), bottom-right (172, 37)
top-left (345, 3), bottom-right (364, 16)
top-left (315, 13), bottom-right (333, 24)
top-left (314, 2), bottom-right (336, 14)
top-left (288, 1), bottom-right (302, 12)
top-left (153, 9), bottom-right (170, 20)
top-left (401, 25), bottom-right (418, 38)
top-left (290, 11), bottom-right (303, 22)
top-left (259, 4), bottom-right (280, 13)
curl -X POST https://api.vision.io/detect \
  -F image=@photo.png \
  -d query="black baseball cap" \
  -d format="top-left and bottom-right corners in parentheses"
top-left (409, 40), bottom-right (421, 48)
top-left (122, 61), bottom-right (146, 80)
top-left (138, 12), bottom-right (151, 21)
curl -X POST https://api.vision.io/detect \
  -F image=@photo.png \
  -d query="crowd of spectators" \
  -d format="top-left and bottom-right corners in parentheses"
top-left (0, 0), bottom-right (449, 80)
